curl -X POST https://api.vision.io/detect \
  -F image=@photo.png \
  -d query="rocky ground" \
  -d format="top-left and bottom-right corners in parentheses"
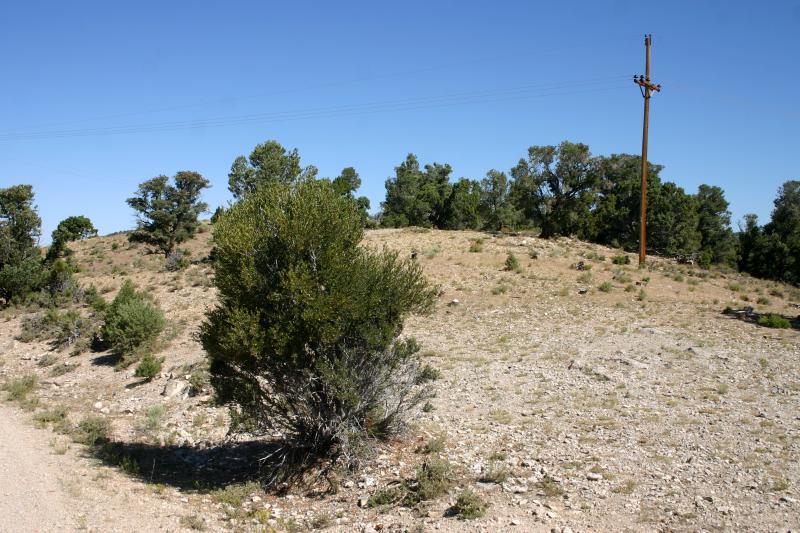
top-left (1, 225), bottom-right (799, 532)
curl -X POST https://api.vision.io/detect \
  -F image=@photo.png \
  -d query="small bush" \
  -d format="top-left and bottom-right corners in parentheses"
top-left (469, 239), bottom-right (484, 253)
top-left (2, 374), bottom-right (38, 402)
top-left (408, 459), bottom-right (453, 503)
top-left (101, 280), bottom-right (165, 365)
top-left (49, 362), bottom-right (79, 377)
top-left (211, 481), bottom-right (261, 507)
top-left (728, 282), bottom-right (743, 292)
top-left (165, 249), bottom-right (191, 272)
top-left (757, 314), bottom-right (791, 329)
top-left (598, 282), bottom-right (613, 293)
top-left (451, 489), bottom-right (487, 520)
top-left (369, 459), bottom-right (453, 508)
top-left (38, 353), bottom-right (59, 367)
top-left (611, 255), bottom-right (630, 265)
top-left (479, 460), bottom-right (510, 484)
top-left (418, 434), bottom-right (446, 455)
top-left (142, 404), bottom-right (166, 431)
top-left (84, 285), bottom-right (107, 312)
top-left (34, 405), bottom-right (69, 427)
top-left (134, 353), bottom-right (162, 380)
top-left (504, 253), bottom-right (521, 273)
top-left (757, 296), bottom-right (771, 305)
top-left (73, 415), bottom-right (111, 446)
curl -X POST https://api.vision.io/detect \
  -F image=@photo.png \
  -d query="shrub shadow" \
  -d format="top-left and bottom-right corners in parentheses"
top-left (722, 306), bottom-right (800, 330)
top-left (90, 352), bottom-right (121, 367)
top-left (93, 439), bottom-right (281, 490)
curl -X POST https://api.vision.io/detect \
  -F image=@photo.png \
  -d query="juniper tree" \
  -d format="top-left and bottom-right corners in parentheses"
top-left (46, 215), bottom-right (97, 262)
top-left (127, 171), bottom-right (209, 256)
top-left (200, 179), bottom-right (437, 482)
top-left (0, 185), bottom-right (45, 303)
top-left (227, 140), bottom-right (316, 200)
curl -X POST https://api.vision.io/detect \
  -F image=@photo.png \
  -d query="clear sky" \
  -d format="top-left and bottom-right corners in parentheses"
top-left (1, 0), bottom-right (798, 242)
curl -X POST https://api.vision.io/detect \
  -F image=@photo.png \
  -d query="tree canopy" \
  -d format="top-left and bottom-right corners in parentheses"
top-left (127, 171), bottom-right (210, 256)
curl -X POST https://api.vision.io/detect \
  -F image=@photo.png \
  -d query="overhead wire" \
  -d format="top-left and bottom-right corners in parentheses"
top-left (0, 75), bottom-right (631, 142)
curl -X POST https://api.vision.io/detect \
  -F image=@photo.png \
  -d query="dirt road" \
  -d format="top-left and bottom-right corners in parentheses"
top-left (0, 404), bottom-right (189, 533)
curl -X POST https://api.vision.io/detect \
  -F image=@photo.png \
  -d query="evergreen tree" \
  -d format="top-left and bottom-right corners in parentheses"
top-left (479, 170), bottom-right (518, 231)
top-left (695, 185), bottom-right (735, 266)
top-left (511, 141), bottom-right (599, 238)
top-left (228, 140), bottom-right (316, 200)
top-left (46, 215), bottom-right (97, 262)
top-left (0, 185), bottom-right (45, 303)
top-left (441, 178), bottom-right (482, 230)
top-left (127, 171), bottom-right (210, 256)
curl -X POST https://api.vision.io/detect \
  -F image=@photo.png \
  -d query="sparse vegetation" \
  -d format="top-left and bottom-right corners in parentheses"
top-left (72, 415), bottom-right (111, 446)
top-left (451, 489), bottom-right (487, 519)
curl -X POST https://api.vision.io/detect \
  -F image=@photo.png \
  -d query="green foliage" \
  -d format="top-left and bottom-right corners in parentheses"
top-left (18, 307), bottom-right (97, 351)
top-left (695, 185), bottom-right (736, 265)
top-left (404, 459), bottom-right (453, 504)
top-left (0, 257), bottom-right (47, 304)
top-left (201, 180), bottom-right (437, 482)
top-left (328, 167), bottom-right (371, 225)
top-left (2, 374), bottom-right (38, 402)
top-left (442, 178), bottom-right (482, 230)
top-left (647, 182), bottom-right (701, 257)
top-left (0, 185), bottom-right (44, 304)
top-left (469, 238), bottom-right (484, 253)
top-left (165, 249), bottom-right (191, 271)
top-left (101, 281), bottom-right (166, 365)
top-left (479, 170), bottom-right (518, 231)
top-left (127, 171), bottom-right (209, 256)
top-left (369, 459), bottom-right (453, 508)
top-left (757, 314), bottom-right (791, 329)
top-left (211, 481), bottom-right (262, 507)
top-left (381, 155), bottom-right (453, 228)
top-left (511, 141), bottom-right (598, 238)
top-left (210, 206), bottom-right (225, 224)
top-left (598, 281), bottom-right (613, 293)
top-left (46, 215), bottom-right (97, 262)
top-left (73, 415), bottom-right (111, 446)
top-left (134, 353), bottom-right (163, 380)
top-left (228, 140), bottom-right (313, 200)
top-left (611, 254), bottom-right (630, 265)
top-left (590, 154), bottom-right (662, 249)
top-left (738, 181), bottom-right (800, 284)
top-left (451, 489), bottom-right (488, 520)
top-left (504, 252), bottom-right (521, 272)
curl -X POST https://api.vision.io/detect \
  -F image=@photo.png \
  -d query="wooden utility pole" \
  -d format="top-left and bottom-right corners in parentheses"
top-left (634, 34), bottom-right (661, 265)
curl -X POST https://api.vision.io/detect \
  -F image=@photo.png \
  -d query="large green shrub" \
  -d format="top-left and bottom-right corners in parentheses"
top-left (200, 179), bottom-right (437, 482)
top-left (101, 281), bottom-right (165, 365)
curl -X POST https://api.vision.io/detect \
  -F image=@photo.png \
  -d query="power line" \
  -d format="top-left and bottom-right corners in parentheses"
top-left (4, 34), bottom-right (641, 133)
top-left (0, 76), bottom-right (631, 142)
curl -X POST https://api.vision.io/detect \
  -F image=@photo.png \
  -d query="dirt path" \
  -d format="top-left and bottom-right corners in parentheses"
top-left (0, 404), bottom-right (191, 533)
top-left (0, 404), bottom-right (78, 532)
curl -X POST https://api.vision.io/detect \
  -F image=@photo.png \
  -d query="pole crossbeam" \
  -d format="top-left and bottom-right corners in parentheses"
top-left (634, 34), bottom-right (661, 265)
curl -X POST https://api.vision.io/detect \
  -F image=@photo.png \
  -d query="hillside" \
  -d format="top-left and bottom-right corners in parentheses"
top-left (1, 225), bottom-right (799, 532)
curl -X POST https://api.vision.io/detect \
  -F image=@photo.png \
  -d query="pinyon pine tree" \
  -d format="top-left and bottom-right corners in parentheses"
top-left (200, 179), bottom-right (438, 483)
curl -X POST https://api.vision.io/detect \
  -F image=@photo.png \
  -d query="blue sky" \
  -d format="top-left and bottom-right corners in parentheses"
top-left (1, 0), bottom-right (798, 242)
